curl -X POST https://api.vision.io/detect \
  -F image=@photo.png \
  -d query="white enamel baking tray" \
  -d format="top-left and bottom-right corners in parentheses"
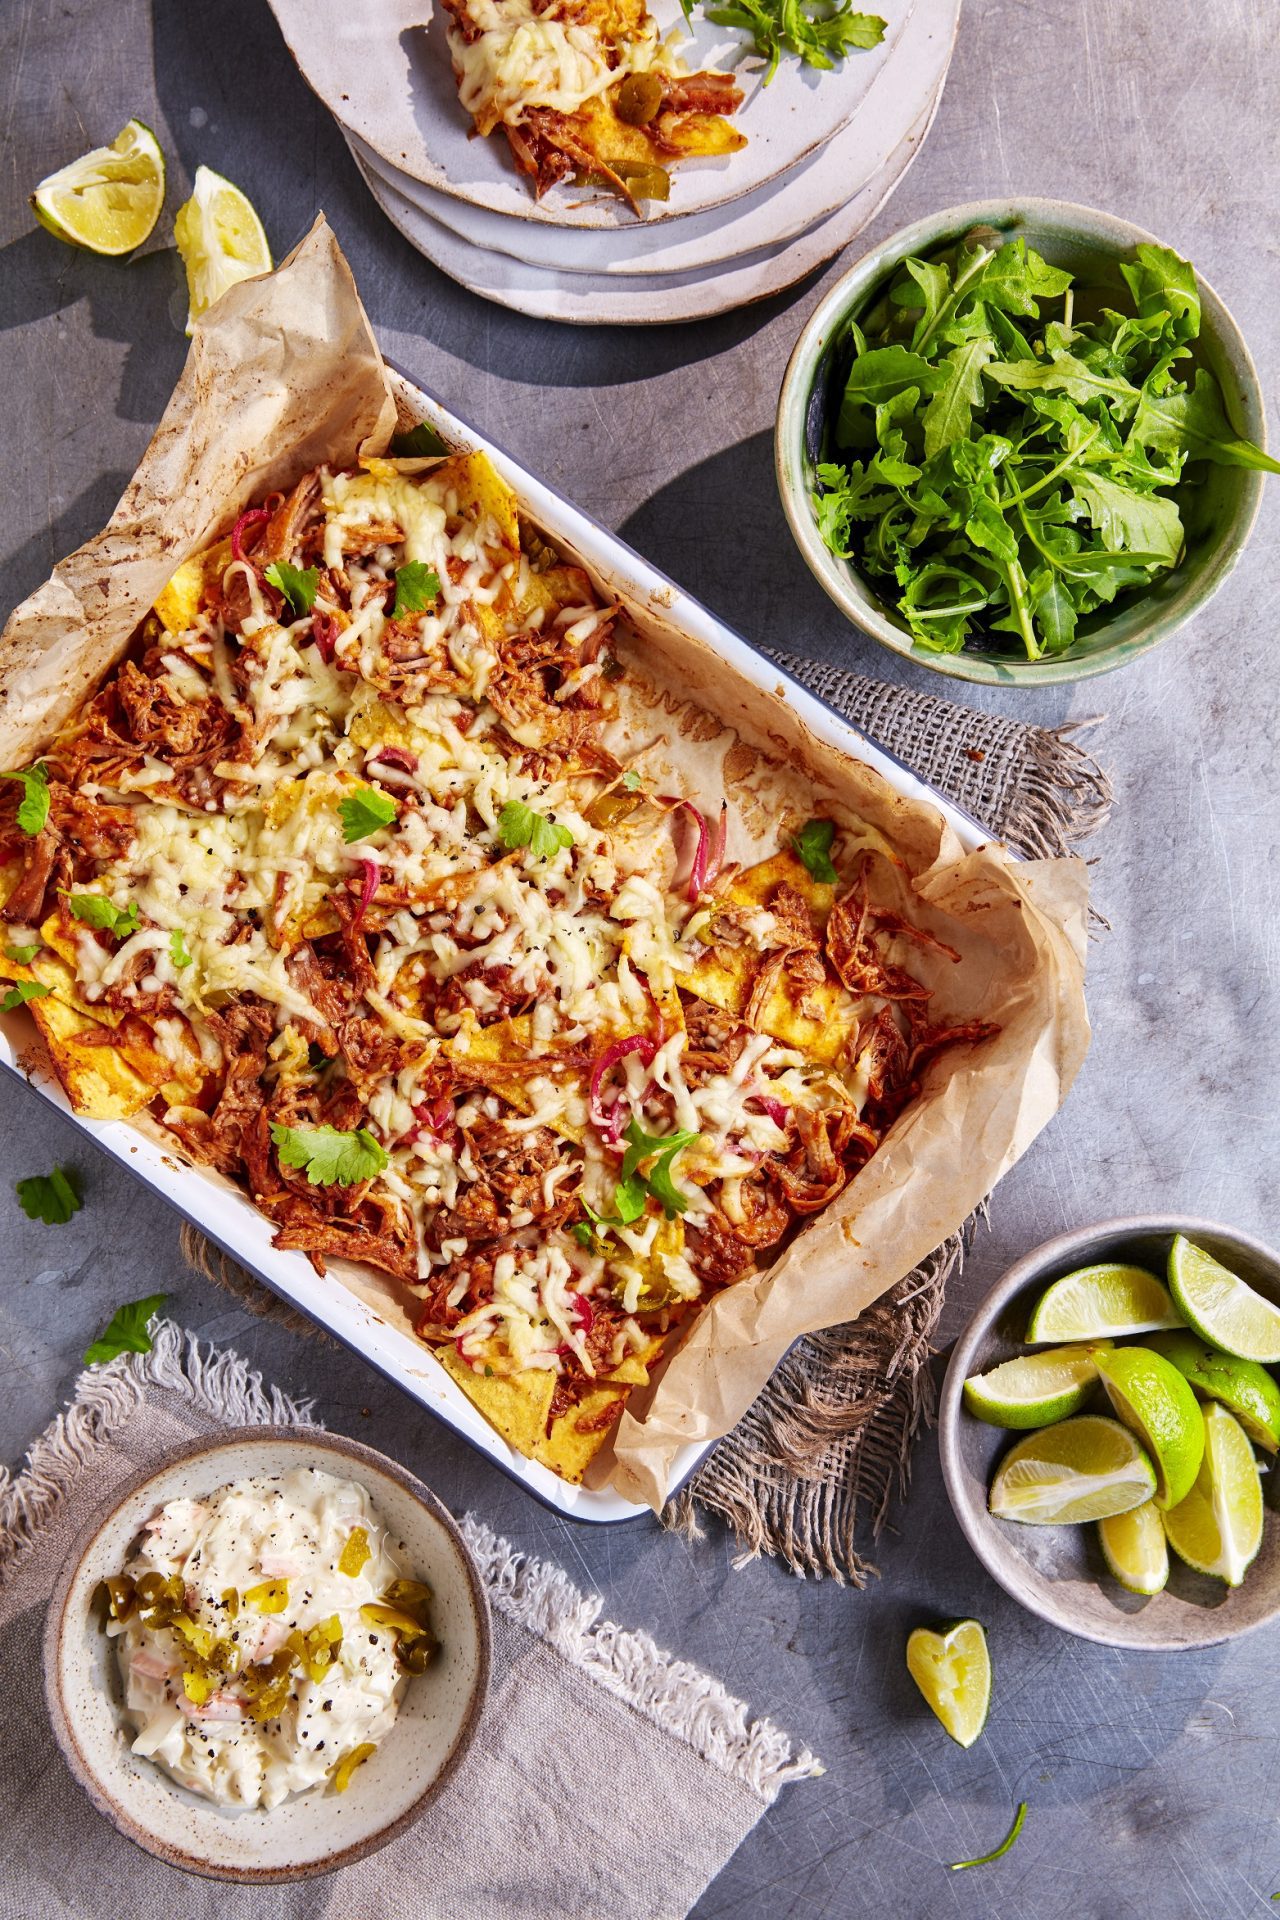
top-left (0, 364), bottom-right (990, 1523)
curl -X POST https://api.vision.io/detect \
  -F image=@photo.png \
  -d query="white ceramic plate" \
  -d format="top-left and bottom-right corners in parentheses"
top-left (344, 0), bottom-right (958, 278)
top-left (267, 0), bottom-right (919, 227)
top-left (348, 61), bottom-right (944, 323)
top-left (44, 1430), bottom-right (490, 1881)
top-left (0, 371), bottom-right (989, 1522)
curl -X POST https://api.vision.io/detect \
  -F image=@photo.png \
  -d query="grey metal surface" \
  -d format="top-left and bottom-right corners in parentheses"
top-left (1, 0), bottom-right (1277, 1913)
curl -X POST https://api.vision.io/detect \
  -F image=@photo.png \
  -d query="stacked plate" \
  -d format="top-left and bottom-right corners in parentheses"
top-left (269, 0), bottom-right (961, 324)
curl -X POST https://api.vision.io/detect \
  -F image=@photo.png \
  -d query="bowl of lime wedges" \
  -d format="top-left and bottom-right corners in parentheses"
top-left (939, 1216), bottom-right (1280, 1648)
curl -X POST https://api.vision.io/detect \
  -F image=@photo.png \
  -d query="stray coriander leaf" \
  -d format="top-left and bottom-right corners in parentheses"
top-left (1, 762), bottom-right (50, 837)
top-left (66, 893), bottom-right (140, 940)
top-left (338, 786), bottom-right (399, 843)
top-left (263, 560), bottom-right (319, 616)
top-left (496, 800), bottom-right (573, 861)
top-left (571, 1220), bottom-right (598, 1250)
top-left (16, 1166), bottom-right (80, 1225)
top-left (270, 1122), bottom-right (389, 1187)
top-left (1, 980), bottom-right (52, 1013)
top-left (619, 1119), bottom-right (699, 1219)
top-left (5, 943), bottom-right (39, 965)
top-left (393, 561), bottom-right (441, 617)
top-left (391, 422), bottom-right (448, 457)
top-left (621, 770), bottom-right (643, 791)
top-left (84, 1292), bottom-right (167, 1365)
top-left (791, 818), bottom-right (838, 884)
top-left (948, 1801), bottom-right (1027, 1872)
top-left (170, 929), bottom-right (193, 969)
top-left (612, 1173), bottom-right (649, 1225)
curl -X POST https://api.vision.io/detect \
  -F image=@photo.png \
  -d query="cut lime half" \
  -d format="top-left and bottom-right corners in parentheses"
top-left (174, 165), bottom-right (272, 334)
top-left (905, 1620), bottom-right (991, 1748)
top-left (1093, 1346), bottom-right (1205, 1510)
top-left (988, 1415), bottom-right (1156, 1525)
top-left (1026, 1263), bottom-right (1182, 1343)
top-left (1147, 1329), bottom-right (1280, 1455)
top-left (1167, 1236), bottom-right (1280, 1365)
top-left (963, 1342), bottom-right (1110, 1429)
top-left (31, 119), bottom-right (165, 256)
top-left (1098, 1499), bottom-right (1169, 1596)
top-left (1162, 1403), bottom-right (1264, 1587)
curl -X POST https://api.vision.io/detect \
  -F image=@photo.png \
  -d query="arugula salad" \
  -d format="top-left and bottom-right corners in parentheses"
top-left (812, 233), bottom-right (1280, 661)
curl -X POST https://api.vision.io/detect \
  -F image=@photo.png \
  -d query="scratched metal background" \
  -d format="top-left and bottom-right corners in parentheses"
top-left (2, 0), bottom-right (1279, 1913)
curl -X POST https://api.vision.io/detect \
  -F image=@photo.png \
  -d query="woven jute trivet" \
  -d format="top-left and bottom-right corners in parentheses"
top-left (184, 663), bottom-right (1111, 1585)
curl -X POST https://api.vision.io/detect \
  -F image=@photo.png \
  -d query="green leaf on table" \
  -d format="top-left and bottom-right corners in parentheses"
top-left (270, 1122), bottom-right (389, 1187)
top-left (84, 1292), bottom-right (168, 1365)
top-left (1, 762), bottom-right (50, 837)
top-left (338, 785), bottom-right (399, 843)
top-left (263, 561), bottom-right (319, 617)
top-left (16, 1166), bottom-right (80, 1225)
top-left (393, 561), bottom-right (441, 616)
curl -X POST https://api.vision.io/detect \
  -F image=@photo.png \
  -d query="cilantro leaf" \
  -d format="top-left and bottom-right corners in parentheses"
top-left (391, 422), bottom-right (448, 457)
top-left (1, 762), bottom-right (50, 837)
top-left (270, 1122), bottom-right (389, 1187)
top-left (496, 800), bottom-right (573, 861)
top-left (339, 786), bottom-right (399, 843)
top-left (1, 980), bottom-right (52, 1013)
top-left (619, 1119), bottom-right (699, 1220)
top-left (168, 929), bottom-right (192, 970)
top-left (393, 562), bottom-right (441, 616)
top-left (703, 0), bottom-right (884, 81)
top-left (84, 1292), bottom-right (167, 1365)
top-left (621, 770), bottom-right (643, 791)
top-left (66, 893), bottom-right (140, 940)
top-left (16, 1166), bottom-right (80, 1225)
top-left (791, 818), bottom-right (838, 884)
top-left (5, 943), bottom-right (39, 965)
top-left (263, 560), bottom-right (319, 616)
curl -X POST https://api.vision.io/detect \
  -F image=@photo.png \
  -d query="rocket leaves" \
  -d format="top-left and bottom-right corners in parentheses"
top-left (812, 236), bottom-right (1280, 661)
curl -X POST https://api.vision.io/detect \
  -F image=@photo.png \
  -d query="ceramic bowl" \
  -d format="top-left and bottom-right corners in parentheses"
top-left (939, 1217), bottom-right (1280, 1649)
top-left (776, 198), bottom-right (1271, 685)
top-left (43, 1428), bottom-right (491, 1881)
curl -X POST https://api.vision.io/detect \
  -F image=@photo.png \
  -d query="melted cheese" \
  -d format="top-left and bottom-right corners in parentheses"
top-left (447, 0), bottom-right (682, 132)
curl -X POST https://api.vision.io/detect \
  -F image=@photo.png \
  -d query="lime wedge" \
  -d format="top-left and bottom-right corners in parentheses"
top-left (1167, 1236), bottom-right (1280, 1364)
top-left (988, 1414), bottom-right (1156, 1525)
top-left (31, 119), bottom-right (165, 256)
top-left (1092, 1346), bottom-right (1204, 1509)
top-left (1026, 1263), bottom-right (1182, 1343)
top-left (963, 1342), bottom-right (1110, 1429)
top-left (905, 1620), bottom-right (991, 1748)
top-left (1098, 1499), bottom-right (1169, 1596)
top-left (1162, 1402), bottom-right (1263, 1586)
top-left (174, 165), bottom-right (272, 334)
top-left (1147, 1329), bottom-right (1280, 1455)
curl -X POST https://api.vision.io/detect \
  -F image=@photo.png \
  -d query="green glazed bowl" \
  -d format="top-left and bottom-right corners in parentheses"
top-left (776, 197), bottom-right (1271, 686)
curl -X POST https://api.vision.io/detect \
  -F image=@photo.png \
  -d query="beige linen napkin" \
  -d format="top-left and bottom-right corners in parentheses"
top-left (0, 1322), bottom-right (819, 1920)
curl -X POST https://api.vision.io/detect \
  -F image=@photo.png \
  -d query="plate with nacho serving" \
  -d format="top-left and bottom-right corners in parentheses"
top-left (0, 225), bottom-right (1090, 1519)
top-left (266, 0), bottom-right (918, 226)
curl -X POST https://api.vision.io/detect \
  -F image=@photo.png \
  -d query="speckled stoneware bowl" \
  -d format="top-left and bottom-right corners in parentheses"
top-left (939, 1217), bottom-right (1280, 1650)
top-left (43, 1429), bottom-right (490, 1881)
top-left (776, 198), bottom-right (1271, 686)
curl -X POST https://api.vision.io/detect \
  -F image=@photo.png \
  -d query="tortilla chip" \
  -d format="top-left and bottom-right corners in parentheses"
top-left (438, 1345), bottom-right (557, 1456)
top-left (446, 1015), bottom-right (589, 1141)
top-left (153, 537), bottom-right (232, 634)
top-left (437, 450), bottom-right (520, 558)
top-left (27, 991), bottom-right (157, 1119)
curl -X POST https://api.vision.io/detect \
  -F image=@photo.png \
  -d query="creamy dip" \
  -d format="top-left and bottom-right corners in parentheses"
top-left (107, 1467), bottom-right (419, 1810)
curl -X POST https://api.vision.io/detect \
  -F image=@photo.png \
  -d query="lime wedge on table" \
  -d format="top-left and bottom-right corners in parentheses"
top-left (905, 1620), bottom-right (991, 1749)
top-left (174, 166), bottom-right (271, 334)
top-left (1026, 1263), bottom-right (1182, 1342)
top-left (1147, 1329), bottom-right (1280, 1454)
top-left (963, 1343), bottom-right (1111, 1429)
top-left (1167, 1235), bottom-right (1280, 1364)
top-left (1092, 1346), bottom-right (1204, 1509)
top-left (31, 119), bottom-right (165, 256)
top-left (1162, 1403), bottom-right (1263, 1587)
top-left (1098, 1499), bottom-right (1169, 1596)
top-left (989, 1415), bottom-right (1155, 1525)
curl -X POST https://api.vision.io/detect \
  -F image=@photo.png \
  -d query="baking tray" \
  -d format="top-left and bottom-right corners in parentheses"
top-left (0, 364), bottom-right (991, 1523)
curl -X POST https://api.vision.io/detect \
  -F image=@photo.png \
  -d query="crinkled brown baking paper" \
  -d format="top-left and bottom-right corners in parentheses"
top-left (0, 218), bottom-right (1090, 1509)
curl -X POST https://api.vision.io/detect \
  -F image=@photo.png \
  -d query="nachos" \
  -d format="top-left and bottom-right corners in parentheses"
top-left (0, 444), bottom-right (995, 1481)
